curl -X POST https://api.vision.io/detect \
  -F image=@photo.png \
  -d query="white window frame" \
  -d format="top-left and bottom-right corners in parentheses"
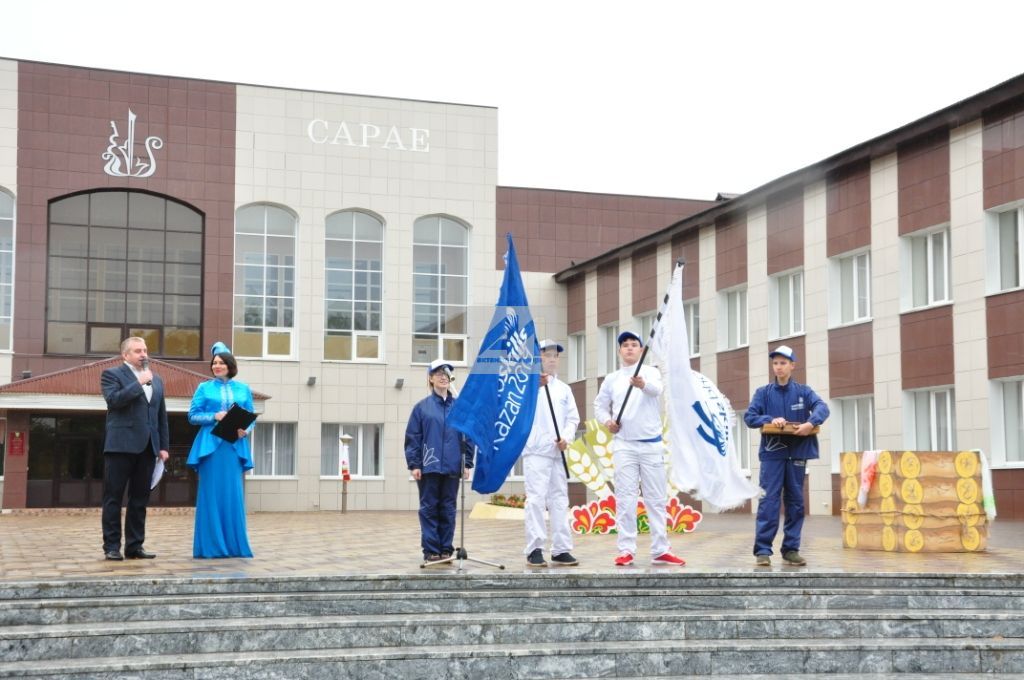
top-left (830, 395), bottom-right (875, 472)
top-left (683, 301), bottom-right (700, 358)
top-left (718, 287), bottom-right (748, 351)
top-left (901, 226), bottom-right (952, 311)
top-left (989, 378), bottom-right (1024, 468)
top-left (233, 203), bottom-right (298, 360)
top-left (0, 189), bottom-right (14, 353)
top-left (769, 268), bottom-right (804, 339)
top-left (986, 204), bottom-right (1024, 294)
top-left (903, 388), bottom-right (956, 451)
top-left (412, 215), bottom-right (469, 366)
top-left (598, 324), bottom-right (619, 374)
top-left (248, 422), bottom-right (297, 478)
top-left (731, 418), bottom-right (751, 473)
top-left (324, 210), bottom-right (384, 362)
top-left (568, 332), bottom-right (586, 383)
top-left (320, 423), bottom-right (384, 479)
top-left (828, 250), bottom-right (872, 327)
top-left (636, 312), bottom-right (655, 346)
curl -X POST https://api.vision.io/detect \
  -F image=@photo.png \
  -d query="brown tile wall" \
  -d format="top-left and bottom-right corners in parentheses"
top-left (496, 188), bottom-right (715, 273)
top-left (570, 380), bottom-right (588, 425)
top-left (596, 261), bottom-right (619, 327)
top-left (987, 289), bottom-right (1024, 379)
top-left (983, 98), bottom-right (1024, 210)
top-left (566, 275), bottom-right (586, 335)
top-left (715, 212), bottom-right (747, 290)
top-left (898, 131), bottom-right (950, 235)
top-left (716, 347), bottom-right (750, 410)
top-left (631, 245), bottom-right (659, 315)
top-left (15, 62), bottom-right (236, 378)
top-left (993, 469), bottom-right (1024, 520)
top-left (766, 187), bottom-right (804, 275)
top-left (671, 230), bottom-right (700, 300)
top-left (900, 306), bottom-right (955, 389)
top-left (828, 323), bottom-right (875, 397)
top-left (826, 162), bottom-right (871, 257)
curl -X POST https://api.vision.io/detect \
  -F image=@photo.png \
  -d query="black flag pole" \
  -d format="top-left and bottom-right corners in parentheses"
top-left (542, 381), bottom-right (571, 478)
top-left (614, 258), bottom-right (685, 425)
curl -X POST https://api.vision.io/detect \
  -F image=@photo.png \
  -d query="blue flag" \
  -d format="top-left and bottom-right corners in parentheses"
top-left (449, 234), bottom-right (539, 494)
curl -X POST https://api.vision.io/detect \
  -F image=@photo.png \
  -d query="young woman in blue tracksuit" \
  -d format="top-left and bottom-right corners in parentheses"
top-left (404, 359), bottom-right (473, 563)
top-left (744, 345), bottom-right (829, 567)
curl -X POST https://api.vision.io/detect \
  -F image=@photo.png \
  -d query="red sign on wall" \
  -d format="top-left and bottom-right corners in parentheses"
top-left (8, 431), bottom-right (25, 456)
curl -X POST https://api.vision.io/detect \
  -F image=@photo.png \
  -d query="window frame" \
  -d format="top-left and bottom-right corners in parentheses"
top-left (598, 324), bottom-right (619, 375)
top-left (248, 422), bottom-right (297, 478)
top-left (683, 300), bottom-right (700, 358)
top-left (718, 287), bottom-right (748, 351)
top-left (731, 417), bottom-right (751, 474)
top-left (320, 423), bottom-right (384, 479)
top-left (768, 268), bottom-right (804, 339)
top-left (0, 189), bottom-right (15, 353)
top-left (986, 204), bottom-right (1024, 295)
top-left (831, 395), bottom-right (875, 472)
top-left (233, 203), bottom-right (298, 360)
top-left (989, 378), bottom-right (1024, 468)
top-left (323, 210), bottom-right (385, 363)
top-left (411, 215), bottom-right (470, 366)
top-left (568, 332), bottom-right (586, 383)
top-left (901, 225), bottom-right (952, 311)
top-left (828, 249), bottom-right (872, 327)
top-left (903, 387), bottom-right (956, 451)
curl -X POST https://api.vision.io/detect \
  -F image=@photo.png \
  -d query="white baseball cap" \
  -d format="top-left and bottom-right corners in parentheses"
top-left (769, 345), bottom-right (796, 362)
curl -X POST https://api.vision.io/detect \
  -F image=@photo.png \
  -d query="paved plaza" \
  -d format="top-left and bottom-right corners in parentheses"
top-left (0, 507), bottom-right (1020, 581)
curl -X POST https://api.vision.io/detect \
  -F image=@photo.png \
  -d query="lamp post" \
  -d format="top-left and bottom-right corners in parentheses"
top-left (339, 432), bottom-right (353, 513)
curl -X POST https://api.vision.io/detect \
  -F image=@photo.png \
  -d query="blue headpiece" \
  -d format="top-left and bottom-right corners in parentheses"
top-left (210, 341), bottom-right (231, 357)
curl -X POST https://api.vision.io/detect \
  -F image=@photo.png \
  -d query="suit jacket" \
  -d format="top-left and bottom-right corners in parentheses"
top-left (101, 363), bottom-right (170, 455)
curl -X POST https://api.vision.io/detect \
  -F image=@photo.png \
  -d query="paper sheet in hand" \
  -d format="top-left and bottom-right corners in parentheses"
top-left (150, 458), bottom-right (164, 490)
top-left (212, 403), bottom-right (257, 442)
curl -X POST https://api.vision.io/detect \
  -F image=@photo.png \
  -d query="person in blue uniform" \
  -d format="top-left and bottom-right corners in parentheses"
top-left (186, 341), bottom-right (254, 558)
top-left (744, 345), bottom-right (829, 567)
top-left (404, 358), bottom-right (473, 563)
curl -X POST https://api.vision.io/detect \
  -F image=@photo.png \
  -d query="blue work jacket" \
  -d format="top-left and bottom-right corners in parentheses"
top-left (404, 391), bottom-right (473, 476)
top-left (744, 380), bottom-right (829, 461)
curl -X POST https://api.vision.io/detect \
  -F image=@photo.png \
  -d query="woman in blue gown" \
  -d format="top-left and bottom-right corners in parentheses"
top-left (186, 342), bottom-right (254, 558)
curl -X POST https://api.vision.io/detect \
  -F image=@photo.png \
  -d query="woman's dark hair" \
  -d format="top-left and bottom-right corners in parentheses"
top-left (211, 351), bottom-right (238, 379)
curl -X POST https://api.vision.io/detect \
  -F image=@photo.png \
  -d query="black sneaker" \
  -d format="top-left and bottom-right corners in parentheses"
top-left (782, 550), bottom-right (806, 566)
top-left (550, 552), bottom-right (578, 566)
top-left (526, 548), bottom-right (547, 568)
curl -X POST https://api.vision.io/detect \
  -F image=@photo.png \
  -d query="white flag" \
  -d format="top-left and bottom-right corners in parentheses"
top-left (652, 265), bottom-right (761, 510)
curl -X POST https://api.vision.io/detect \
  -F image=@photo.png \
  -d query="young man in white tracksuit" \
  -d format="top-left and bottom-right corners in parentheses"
top-left (594, 331), bottom-right (685, 567)
top-left (523, 339), bottom-right (581, 568)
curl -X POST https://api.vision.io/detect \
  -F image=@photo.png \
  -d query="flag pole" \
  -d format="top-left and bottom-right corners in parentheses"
top-left (542, 381), bottom-right (571, 478)
top-left (615, 259), bottom-right (684, 425)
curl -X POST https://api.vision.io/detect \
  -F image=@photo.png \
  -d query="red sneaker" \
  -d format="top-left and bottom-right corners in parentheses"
top-left (613, 552), bottom-right (634, 566)
top-left (651, 552), bottom-right (686, 566)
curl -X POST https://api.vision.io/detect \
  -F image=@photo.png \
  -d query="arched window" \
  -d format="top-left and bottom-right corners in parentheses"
top-left (324, 210), bottom-right (383, 361)
top-left (0, 189), bottom-right (13, 351)
top-left (46, 190), bottom-right (203, 357)
top-left (234, 204), bottom-right (297, 358)
top-left (412, 215), bottom-right (468, 364)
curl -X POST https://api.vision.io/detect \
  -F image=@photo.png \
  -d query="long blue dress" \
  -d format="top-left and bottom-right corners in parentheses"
top-left (187, 378), bottom-right (255, 558)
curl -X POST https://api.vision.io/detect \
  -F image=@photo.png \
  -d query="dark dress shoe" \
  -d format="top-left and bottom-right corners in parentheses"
top-left (104, 550), bottom-right (123, 561)
top-left (125, 548), bottom-right (156, 559)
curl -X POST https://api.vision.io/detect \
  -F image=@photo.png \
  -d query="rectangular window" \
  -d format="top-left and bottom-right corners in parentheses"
top-left (906, 228), bottom-right (951, 309)
top-left (721, 288), bottom-right (747, 350)
top-left (234, 205), bottom-right (296, 359)
top-left (683, 301), bottom-right (700, 357)
top-left (0, 192), bottom-right (13, 352)
top-left (324, 211), bottom-right (384, 361)
top-left (907, 388), bottom-right (955, 450)
top-left (568, 332), bottom-right (586, 382)
top-left (770, 270), bottom-right (804, 338)
top-left (731, 419), bottom-right (751, 472)
top-left (412, 216), bottom-right (468, 365)
top-left (995, 208), bottom-right (1024, 291)
top-left (832, 251), bottom-right (871, 325)
top-left (636, 313), bottom-right (655, 345)
top-left (1002, 380), bottom-right (1024, 464)
top-left (598, 324), bottom-right (619, 374)
top-left (320, 423), bottom-right (383, 477)
top-left (249, 422), bottom-right (296, 477)
top-left (837, 396), bottom-right (874, 453)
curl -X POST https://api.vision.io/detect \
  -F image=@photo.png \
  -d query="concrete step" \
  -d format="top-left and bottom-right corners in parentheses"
top-left (3, 637), bottom-right (1024, 678)
top-left (1, 608), bottom-right (1021, 662)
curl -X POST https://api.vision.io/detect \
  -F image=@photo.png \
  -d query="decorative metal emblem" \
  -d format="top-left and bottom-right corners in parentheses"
top-left (102, 109), bottom-right (164, 178)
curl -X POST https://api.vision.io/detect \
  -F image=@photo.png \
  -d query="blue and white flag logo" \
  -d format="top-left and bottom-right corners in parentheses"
top-left (449, 234), bottom-right (539, 494)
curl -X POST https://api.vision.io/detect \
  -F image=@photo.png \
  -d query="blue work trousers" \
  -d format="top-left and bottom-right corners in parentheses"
top-left (417, 473), bottom-right (460, 558)
top-left (753, 458), bottom-right (806, 556)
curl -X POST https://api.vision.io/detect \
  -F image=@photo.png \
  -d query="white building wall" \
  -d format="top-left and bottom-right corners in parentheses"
top-left (871, 153), bottom-right (904, 452)
top-left (803, 184), bottom-right (832, 515)
top-left (745, 204), bottom-right (768, 514)
top-left (698, 226), bottom-right (718, 383)
top-left (234, 85), bottom-right (497, 512)
top-left (950, 120), bottom-right (990, 451)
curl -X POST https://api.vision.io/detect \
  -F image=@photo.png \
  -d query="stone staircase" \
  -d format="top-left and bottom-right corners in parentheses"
top-left (0, 571), bottom-right (1022, 678)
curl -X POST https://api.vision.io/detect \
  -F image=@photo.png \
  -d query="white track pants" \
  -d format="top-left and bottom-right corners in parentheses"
top-left (612, 440), bottom-right (670, 557)
top-left (523, 454), bottom-right (573, 556)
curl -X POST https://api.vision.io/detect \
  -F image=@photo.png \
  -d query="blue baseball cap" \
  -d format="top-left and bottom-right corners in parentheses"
top-left (617, 331), bottom-right (643, 346)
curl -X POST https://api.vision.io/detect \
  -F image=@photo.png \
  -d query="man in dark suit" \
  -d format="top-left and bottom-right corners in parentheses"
top-left (100, 336), bottom-right (170, 561)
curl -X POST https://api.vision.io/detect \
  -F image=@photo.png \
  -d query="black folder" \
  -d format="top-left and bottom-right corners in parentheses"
top-left (211, 403), bottom-right (257, 442)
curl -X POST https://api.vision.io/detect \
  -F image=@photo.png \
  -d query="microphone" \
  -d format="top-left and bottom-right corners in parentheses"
top-left (141, 358), bottom-right (152, 386)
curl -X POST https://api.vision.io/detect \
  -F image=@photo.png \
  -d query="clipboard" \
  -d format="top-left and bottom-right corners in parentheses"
top-left (761, 421), bottom-right (820, 435)
top-left (212, 403), bottom-right (257, 442)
